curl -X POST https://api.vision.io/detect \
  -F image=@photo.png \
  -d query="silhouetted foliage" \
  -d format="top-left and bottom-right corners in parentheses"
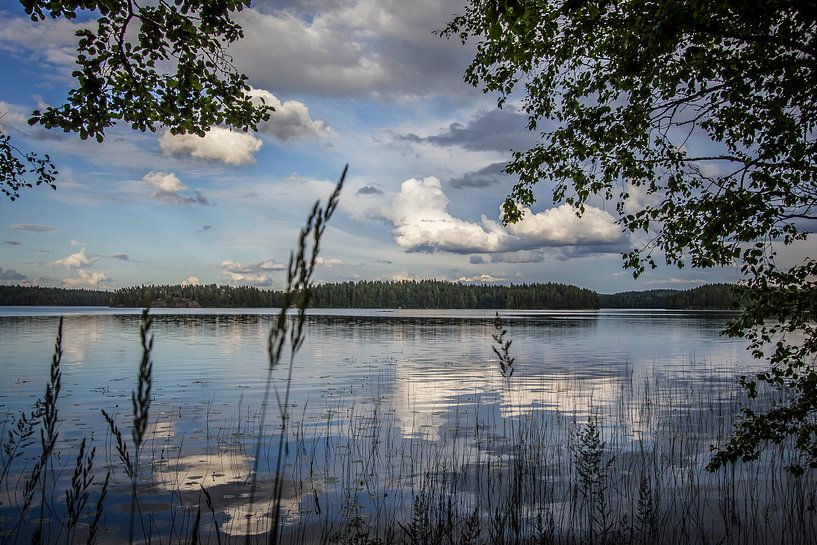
top-left (0, 133), bottom-right (57, 201)
top-left (600, 284), bottom-right (743, 310)
top-left (2, 282), bottom-right (747, 310)
top-left (2, 0), bottom-right (269, 200)
top-left (0, 285), bottom-right (110, 306)
top-left (444, 0), bottom-right (817, 472)
top-left (107, 280), bottom-right (600, 310)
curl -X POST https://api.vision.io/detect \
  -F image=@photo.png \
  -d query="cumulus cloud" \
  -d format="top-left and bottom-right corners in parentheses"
top-left (372, 177), bottom-right (625, 255)
top-left (377, 177), bottom-right (508, 253)
top-left (397, 108), bottom-right (538, 153)
top-left (12, 223), bottom-right (58, 233)
top-left (52, 247), bottom-right (96, 269)
top-left (43, 242), bottom-right (107, 287)
top-left (63, 269), bottom-right (107, 289)
top-left (0, 267), bottom-right (29, 281)
top-left (181, 275), bottom-right (201, 286)
top-left (142, 172), bottom-right (211, 205)
top-left (504, 206), bottom-right (622, 246)
top-left (220, 259), bottom-right (287, 286)
top-left (248, 88), bottom-right (332, 141)
top-left (144, 171), bottom-right (184, 193)
top-left (159, 89), bottom-right (330, 164)
top-left (159, 126), bottom-right (263, 165)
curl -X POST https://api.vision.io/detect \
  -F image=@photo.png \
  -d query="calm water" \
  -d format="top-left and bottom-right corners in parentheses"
top-left (2, 307), bottom-right (801, 544)
top-left (0, 307), bottom-right (751, 439)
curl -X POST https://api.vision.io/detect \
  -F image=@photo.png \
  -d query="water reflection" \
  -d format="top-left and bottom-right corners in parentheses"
top-left (0, 308), bottom-right (754, 447)
top-left (1, 308), bottom-right (779, 544)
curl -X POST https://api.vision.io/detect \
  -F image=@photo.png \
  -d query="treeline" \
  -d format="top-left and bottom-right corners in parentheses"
top-left (1, 282), bottom-right (743, 310)
top-left (110, 284), bottom-right (281, 308)
top-left (310, 280), bottom-right (598, 309)
top-left (0, 285), bottom-right (112, 306)
top-left (599, 284), bottom-right (743, 310)
top-left (108, 280), bottom-right (600, 309)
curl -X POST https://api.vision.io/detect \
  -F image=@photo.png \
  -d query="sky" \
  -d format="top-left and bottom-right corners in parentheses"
top-left (0, 0), bottom-right (796, 293)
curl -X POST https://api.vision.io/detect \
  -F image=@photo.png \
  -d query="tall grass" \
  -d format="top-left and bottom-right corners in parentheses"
top-left (246, 164), bottom-right (345, 544)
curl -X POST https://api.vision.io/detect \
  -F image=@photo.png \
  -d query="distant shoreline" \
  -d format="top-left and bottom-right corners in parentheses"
top-left (0, 282), bottom-right (744, 311)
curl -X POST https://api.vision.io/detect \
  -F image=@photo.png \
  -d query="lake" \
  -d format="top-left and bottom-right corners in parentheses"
top-left (1, 308), bottom-right (813, 545)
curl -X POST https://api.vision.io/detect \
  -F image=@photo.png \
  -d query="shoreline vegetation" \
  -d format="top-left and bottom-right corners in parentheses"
top-left (0, 281), bottom-right (742, 310)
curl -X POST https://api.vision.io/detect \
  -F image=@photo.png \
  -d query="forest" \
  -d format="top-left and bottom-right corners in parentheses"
top-left (0, 281), bottom-right (742, 310)
top-left (0, 285), bottom-right (111, 306)
top-left (598, 284), bottom-right (744, 310)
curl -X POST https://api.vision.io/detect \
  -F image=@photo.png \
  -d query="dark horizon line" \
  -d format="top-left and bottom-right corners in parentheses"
top-left (0, 280), bottom-right (738, 297)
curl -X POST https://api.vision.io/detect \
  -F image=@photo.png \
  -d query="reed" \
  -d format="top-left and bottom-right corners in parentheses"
top-left (64, 437), bottom-right (95, 543)
top-left (85, 471), bottom-right (109, 545)
top-left (491, 312), bottom-right (515, 379)
top-left (245, 164), bottom-right (346, 544)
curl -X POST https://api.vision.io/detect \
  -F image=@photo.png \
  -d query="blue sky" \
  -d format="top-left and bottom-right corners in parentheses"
top-left (1, 0), bottom-right (800, 293)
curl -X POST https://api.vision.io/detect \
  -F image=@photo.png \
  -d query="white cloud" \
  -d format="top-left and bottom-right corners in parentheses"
top-left (248, 88), bottom-right (333, 141)
top-left (622, 181), bottom-right (663, 216)
top-left (372, 177), bottom-right (625, 255)
top-left (220, 259), bottom-right (288, 286)
top-left (376, 177), bottom-right (508, 253)
top-left (159, 126), bottom-right (263, 165)
top-left (141, 172), bottom-right (211, 205)
top-left (63, 269), bottom-right (107, 289)
top-left (256, 260), bottom-right (288, 271)
top-left (391, 272), bottom-right (431, 282)
top-left (315, 257), bottom-right (344, 266)
top-left (181, 275), bottom-right (201, 286)
top-left (144, 171), bottom-right (184, 193)
top-left (505, 205), bottom-right (622, 246)
top-left (643, 277), bottom-right (709, 286)
top-left (52, 247), bottom-right (96, 269)
top-left (157, 90), bottom-right (328, 164)
top-left (456, 274), bottom-right (505, 283)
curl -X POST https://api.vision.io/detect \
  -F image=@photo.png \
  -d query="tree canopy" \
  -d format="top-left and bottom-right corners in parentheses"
top-left (1, 0), bottom-right (270, 200)
top-left (104, 280), bottom-right (601, 310)
top-left (443, 0), bottom-right (817, 472)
